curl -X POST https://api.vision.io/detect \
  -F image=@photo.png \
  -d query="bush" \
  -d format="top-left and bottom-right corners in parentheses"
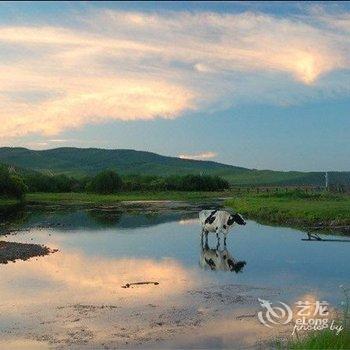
top-left (15, 169), bottom-right (229, 194)
top-left (88, 170), bottom-right (123, 194)
top-left (0, 166), bottom-right (27, 199)
top-left (25, 173), bottom-right (80, 193)
top-left (165, 175), bottom-right (230, 191)
top-left (122, 175), bottom-right (166, 191)
top-left (7, 174), bottom-right (27, 199)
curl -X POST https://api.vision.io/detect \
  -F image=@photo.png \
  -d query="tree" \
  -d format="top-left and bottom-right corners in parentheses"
top-left (0, 166), bottom-right (27, 199)
top-left (89, 170), bottom-right (123, 194)
top-left (165, 174), bottom-right (229, 191)
top-left (7, 174), bottom-right (27, 199)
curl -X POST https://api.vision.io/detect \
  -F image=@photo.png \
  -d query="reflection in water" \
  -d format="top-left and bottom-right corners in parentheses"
top-left (0, 204), bottom-right (200, 232)
top-left (199, 234), bottom-right (246, 273)
top-left (87, 209), bottom-right (123, 226)
top-left (0, 339), bottom-right (49, 350)
top-left (0, 205), bottom-right (349, 349)
top-left (0, 203), bottom-right (27, 235)
top-left (0, 250), bottom-right (199, 306)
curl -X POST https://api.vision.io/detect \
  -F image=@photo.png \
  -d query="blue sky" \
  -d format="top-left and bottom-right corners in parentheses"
top-left (0, 1), bottom-right (349, 171)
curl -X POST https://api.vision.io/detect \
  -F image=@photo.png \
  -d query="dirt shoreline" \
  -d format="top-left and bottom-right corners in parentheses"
top-left (27, 198), bottom-right (225, 211)
top-left (0, 241), bottom-right (57, 264)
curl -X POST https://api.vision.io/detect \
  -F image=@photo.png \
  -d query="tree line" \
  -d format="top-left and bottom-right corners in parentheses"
top-left (0, 166), bottom-right (230, 199)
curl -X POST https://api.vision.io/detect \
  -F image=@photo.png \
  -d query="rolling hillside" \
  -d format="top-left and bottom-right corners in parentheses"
top-left (0, 147), bottom-right (349, 186)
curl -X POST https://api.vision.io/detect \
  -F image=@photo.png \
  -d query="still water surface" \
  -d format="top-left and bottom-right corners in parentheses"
top-left (0, 203), bottom-right (349, 349)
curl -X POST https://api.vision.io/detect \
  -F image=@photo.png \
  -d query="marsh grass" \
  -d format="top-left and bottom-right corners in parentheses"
top-left (226, 190), bottom-right (350, 228)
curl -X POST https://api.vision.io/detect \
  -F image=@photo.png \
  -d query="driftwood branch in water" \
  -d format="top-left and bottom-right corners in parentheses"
top-left (121, 281), bottom-right (159, 288)
top-left (302, 232), bottom-right (350, 242)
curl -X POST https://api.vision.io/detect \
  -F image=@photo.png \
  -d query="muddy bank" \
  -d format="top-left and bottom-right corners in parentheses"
top-left (27, 198), bottom-right (224, 213)
top-left (0, 241), bottom-right (57, 264)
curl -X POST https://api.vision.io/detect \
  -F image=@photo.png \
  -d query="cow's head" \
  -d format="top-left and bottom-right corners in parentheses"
top-left (227, 213), bottom-right (246, 226)
top-left (227, 259), bottom-right (247, 273)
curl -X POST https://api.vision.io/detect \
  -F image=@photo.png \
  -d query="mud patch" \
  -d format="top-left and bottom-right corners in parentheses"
top-left (0, 241), bottom-right (57, 264)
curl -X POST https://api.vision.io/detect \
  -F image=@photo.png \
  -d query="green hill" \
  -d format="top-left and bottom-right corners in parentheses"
top-left (0, 147), bottom-right (349, 186)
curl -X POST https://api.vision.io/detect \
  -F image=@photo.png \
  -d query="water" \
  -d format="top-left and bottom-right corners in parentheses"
top-left (0, 203), bottom-right (349, 349)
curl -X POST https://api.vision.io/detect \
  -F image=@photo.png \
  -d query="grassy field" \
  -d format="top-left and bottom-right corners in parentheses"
top-left (25, 191), bottom-right (230, 204)
top-left (0, 197), bottom-right (20, 206)
top-left (226, 190), bottom-right (350, 229)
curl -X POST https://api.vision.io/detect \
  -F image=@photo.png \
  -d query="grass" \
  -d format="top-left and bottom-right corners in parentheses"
top-left (279, 286), bottom-right (350, 349)
top-left (226, 190), bottom-right (350, 228)
top-left (283, 329), bottom-right (350, 349)
top-left (25, 191), bottom-right (231, 205)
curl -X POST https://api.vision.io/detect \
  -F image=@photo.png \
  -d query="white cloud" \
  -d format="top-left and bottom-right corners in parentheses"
top-left (179, 152), bottom-right (217, 160)
top-left (194, 63), bottom-right (214, 73)
top-left (0, 8), bottom-right (349, 140)
top-left (48, 139), bottom-right (70, 143)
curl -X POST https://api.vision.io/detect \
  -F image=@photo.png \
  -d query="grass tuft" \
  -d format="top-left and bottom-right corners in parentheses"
top-left (283, 329), bottom-right (350, 349)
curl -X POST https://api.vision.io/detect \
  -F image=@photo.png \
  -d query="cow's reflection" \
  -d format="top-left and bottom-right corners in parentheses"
top-left (199, 235), bottom-right (246, 273)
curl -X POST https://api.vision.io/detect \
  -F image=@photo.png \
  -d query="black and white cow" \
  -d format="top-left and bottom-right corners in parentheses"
top-left (199, 209), bottom-right (246, 242)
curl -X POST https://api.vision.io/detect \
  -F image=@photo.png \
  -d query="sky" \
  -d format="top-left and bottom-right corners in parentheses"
top-left (0, 1), bottom-right (349, 171)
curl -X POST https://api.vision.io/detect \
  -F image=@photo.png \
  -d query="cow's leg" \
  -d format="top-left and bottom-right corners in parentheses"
top-left (216, 227), bottom-right (221, 245)
top-left (224, 234), bottom-right (227, 247)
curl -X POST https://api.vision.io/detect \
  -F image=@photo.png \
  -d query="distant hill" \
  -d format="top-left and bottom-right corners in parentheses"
top-left (0, 147), bottom-right (349, 186)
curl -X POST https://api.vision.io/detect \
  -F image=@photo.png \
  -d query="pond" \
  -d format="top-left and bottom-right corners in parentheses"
top-left (0, 202), bottom-right (349, 349)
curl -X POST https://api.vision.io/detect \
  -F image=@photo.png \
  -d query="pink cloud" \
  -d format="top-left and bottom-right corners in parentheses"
top-left (179, 152), bottom-right (217, 160)
top-left (0, 8), bottom-right (349, 140)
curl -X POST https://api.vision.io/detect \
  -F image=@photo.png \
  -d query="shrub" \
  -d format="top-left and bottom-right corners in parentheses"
top-left (25, 173), bottom-right (78, 193)
top-left (0, 166), bottom-right (27, 199)
top-left (165, 175), bottom-right (230, 191)
top-left (88, 170), bottom-right (123, 194)
top-left (7, 174), bottom-right (27, 199)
